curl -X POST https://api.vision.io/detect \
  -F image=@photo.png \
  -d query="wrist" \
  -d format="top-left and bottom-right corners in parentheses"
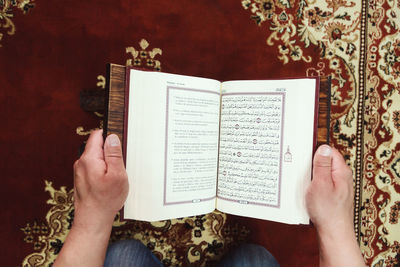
top-left (72, 207), bottom-right (116, 236)
top-left (317, 224), bottom-right (365, 267)
top-left (54, 210), bottom-right (114, 267)
top-left (317, 218), bottom-right (355, 240)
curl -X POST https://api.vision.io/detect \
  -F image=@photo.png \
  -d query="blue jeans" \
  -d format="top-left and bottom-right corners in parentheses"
top-left (104, 240), bottom-right (280, 267)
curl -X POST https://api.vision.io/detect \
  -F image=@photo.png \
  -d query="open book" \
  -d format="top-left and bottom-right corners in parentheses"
top-left (121, 67), bottom-right (320, 224)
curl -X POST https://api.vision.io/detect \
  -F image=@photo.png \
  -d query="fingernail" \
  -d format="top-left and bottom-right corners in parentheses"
top-left (319, 145), bottom-right (332, 157)
top-left (107, 134), bottom-right (120, 147)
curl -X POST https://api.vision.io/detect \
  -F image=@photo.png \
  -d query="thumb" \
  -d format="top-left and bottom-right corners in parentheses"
top-left (104, 134), bottom-right (125, 172)
top-left (312, 145), bottom-right (333, 186)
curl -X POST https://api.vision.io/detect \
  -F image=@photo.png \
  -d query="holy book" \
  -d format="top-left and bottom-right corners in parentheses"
top-left (117, 67), bottom-right (322, 225)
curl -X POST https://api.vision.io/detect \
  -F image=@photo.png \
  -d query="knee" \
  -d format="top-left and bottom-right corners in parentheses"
top-left (237, 243), bottom-right (278, 262)
top-left (107, 239), bottom-right (147, 255)
top-left (219, 243), bottom-right (279, 267)
top-left (104, 239), bottom-right (161, 267)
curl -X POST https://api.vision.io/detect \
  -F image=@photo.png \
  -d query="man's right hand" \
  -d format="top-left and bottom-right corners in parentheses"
top-left (306, 145), bottom-right (366, 267)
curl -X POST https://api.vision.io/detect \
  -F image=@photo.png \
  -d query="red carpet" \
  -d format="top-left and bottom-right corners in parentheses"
top-left (1, 0), bottom-right (399, 266)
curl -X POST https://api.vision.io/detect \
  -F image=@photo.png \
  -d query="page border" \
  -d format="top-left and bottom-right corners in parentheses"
top-left (216, 91), bottom-right (285, 208)
top-left (164, 86), bottom-right (220, 206)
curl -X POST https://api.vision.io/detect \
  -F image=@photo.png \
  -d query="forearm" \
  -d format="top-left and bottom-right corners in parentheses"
top-left (317, 227), bottom-right (366, 267)
top-left (53, 215), bottom-right (114, 267)
top-left (57, 131), bottom-right (127, 266)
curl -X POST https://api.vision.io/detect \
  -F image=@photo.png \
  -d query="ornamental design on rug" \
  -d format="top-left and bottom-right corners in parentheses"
top-left (22, 181), bottom-right (74, 267)
top-left (0, 0), bottom-right (34, 47)
top-left (377, 36), bottom-right (400, 88)
top-left (126, 38), bottom-right (162, 71)
top-left (393, 110), bottom-right (400, 133)
top-left (21, 221), bottom-right (50, 252)
top-left (362, 0), bottom-right (400, 259)
top-left (359, 0), bottom-right (400, 265)
top-left (241, 0), bottom-right (363, 167)
top-left (76, 38), bottom-right (162, 136)
top-left (241, 0), bottom-right (360, 70)
top-left (22, 181), bottom-right (248, 266)
top-left (389, 202), bottom-right (400, 224)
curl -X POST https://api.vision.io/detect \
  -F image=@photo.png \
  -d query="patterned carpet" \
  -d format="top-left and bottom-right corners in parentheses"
top-left (1, 0), bottom-right (399, 266)
top-left (241, 0), bottom-right (400, 265)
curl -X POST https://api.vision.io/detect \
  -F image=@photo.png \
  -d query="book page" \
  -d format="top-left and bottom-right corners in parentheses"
top-left (218, 92), bottom-right (284, 207)
top-left (216, 78), bottom-right (317, 224)
top-left (124, 69), bottom-right (221, 222)
top-left (164, 87), bottom-right (220, 205)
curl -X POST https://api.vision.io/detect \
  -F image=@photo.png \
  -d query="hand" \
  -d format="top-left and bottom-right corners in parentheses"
top-left (306, 144), bottom-right (365, 267)
top-left (54, 130), bottom-right (129, 267)
top-left (306, 144), bottom-right (354, 234)
top-left (73, 129), bottom-right (129, 229)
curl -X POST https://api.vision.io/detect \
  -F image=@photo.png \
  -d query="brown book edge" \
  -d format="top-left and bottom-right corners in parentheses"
top-left (312, 76), bottom-right (321, 154)
top-left (104, 63), bottom-right (127, 221)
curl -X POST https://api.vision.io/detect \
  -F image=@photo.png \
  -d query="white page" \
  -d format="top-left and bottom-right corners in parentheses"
top-left (216, 78), bottom-right (316, 224)
top-left (124, 69), bottom-right (221, 222)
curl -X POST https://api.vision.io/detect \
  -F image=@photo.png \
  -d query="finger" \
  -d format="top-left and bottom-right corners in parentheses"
top-left (331, 147), bottom-right (349, 174)
top-left (82, 129), bottom-right (104, 160)
top-left (104, 134), bottom-right (125, 173)
top-left (331, 148), bottom-right (353, 187)
top-left (312, 144), bottom-right (333, 187)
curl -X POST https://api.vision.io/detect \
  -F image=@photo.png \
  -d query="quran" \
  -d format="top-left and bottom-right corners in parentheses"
top-left (108, 66), bottom-right (327, 225)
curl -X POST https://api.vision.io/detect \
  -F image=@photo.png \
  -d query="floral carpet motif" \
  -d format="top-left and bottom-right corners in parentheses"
top-left (242, 0), bottom-right (400, 265)
top-left (22, 181), bottom-right (248, 266)
top-left (0, 0), bottom-right (34, 46)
